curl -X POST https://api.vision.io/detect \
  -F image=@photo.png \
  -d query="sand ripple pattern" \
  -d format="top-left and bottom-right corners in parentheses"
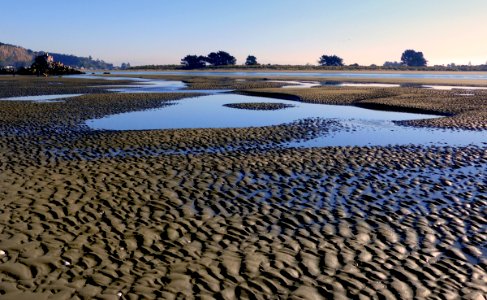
top-left (0, 146), bottom-right (486, 299)
top-left (245, 87), bottom-right (487, 130)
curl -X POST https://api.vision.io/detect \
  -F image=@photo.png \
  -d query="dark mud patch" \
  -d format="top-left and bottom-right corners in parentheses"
top-left (223, 102), bottom-right (295, 111)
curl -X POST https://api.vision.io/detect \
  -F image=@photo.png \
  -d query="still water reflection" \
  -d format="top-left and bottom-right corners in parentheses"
top-left (86, 94), bottom-right (485, 147)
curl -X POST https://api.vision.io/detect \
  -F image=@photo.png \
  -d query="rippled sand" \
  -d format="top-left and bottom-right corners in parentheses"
top-left (0, 146), bottom-right (486, 299)
top-left (0, 76), bottom-right (486, 299)
top-left (244, 87), bottom-right (487, 130)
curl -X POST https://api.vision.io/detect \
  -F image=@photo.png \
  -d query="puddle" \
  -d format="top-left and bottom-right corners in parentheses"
top-left (268, 80), bottom-right (321, 88)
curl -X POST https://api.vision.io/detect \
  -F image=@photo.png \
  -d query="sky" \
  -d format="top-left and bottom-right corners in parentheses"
top-left (1, 0), bottom-right (486, 66)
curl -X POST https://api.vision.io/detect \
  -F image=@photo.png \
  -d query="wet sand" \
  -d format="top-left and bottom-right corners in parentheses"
top-left (0, 92), bottom-right (202, 136)
top-left (0, 76), bottom-right (486, 299)
top-left (0, 146), bottom-right (486, 299)
top-left (0, 76), bottom-right (134, 98)
top-left (243, 87), bottom-right (487, 130)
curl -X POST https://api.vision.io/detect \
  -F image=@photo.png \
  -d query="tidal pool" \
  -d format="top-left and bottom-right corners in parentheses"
top-left (86, 94), bottom-right (486, 147)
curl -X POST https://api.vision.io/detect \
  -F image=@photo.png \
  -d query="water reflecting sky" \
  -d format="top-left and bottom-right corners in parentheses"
top-left (86, 94), bottom-right (486, 147)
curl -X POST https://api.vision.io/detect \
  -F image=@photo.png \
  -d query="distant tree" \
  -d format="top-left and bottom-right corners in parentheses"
top-left (318, 54), bottom-right (344, 66)
top-left (29, 54), bottom-right (51, 75)
top-left (33, 54), bottom-right (50, 70)
top-left (206, 51), bottom-right (236, 66)
top-left (383, 61), bottom-right (404, 67)
top-left (245, 55), bottom-right (258, 66)
top-left (49, 53), bottom-right (114, 69)
top-left (120, 62), bottom-right (131, 69)
top-left (401, 50), bottom-right (427, 67)
top-left (180, 55), bottom-right (207, 69)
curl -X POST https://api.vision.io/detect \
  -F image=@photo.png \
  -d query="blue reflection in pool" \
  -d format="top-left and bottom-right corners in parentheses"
top-left (86, 94), bottom-right (486, 147)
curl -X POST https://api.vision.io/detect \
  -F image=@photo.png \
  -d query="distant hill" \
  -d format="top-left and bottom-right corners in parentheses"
top-left (0, 42), bottom-right (35, 67)
top-left (0, 42), bottom-right (114, 70)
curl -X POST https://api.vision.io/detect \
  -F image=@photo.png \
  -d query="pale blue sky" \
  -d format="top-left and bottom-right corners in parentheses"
top-left (2, 0), bottom-right (486, 66)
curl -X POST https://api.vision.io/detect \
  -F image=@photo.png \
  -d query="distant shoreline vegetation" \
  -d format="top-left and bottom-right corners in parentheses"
top-left (127, 49), bottom-right (487, 72)
top-left (128, 64), bottom-right (487, 72)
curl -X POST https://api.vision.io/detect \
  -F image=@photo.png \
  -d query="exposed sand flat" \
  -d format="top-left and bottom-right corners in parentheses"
top-left (0, 146), bottom-right (486, 299)
top-left (0, 76), bottom-right (133, 98)
top-left (244, 87), bottom-right (487, 130)
top-left (181, 77), bottom-right (289, 90)
top-left (0, 76), bottom-right (486, 299)
top-left (0, 118), bottom-right (340, 163)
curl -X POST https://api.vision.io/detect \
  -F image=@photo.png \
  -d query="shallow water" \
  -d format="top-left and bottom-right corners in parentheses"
top-left (319, 82), bottom-right (487, 90)
top-left (268, 80), bottom-right (321, 88)
top-left (288, 120), bottom-right (486, 147)
top-left (336, 83), bottom-right (401, 88)
top-left (109, 79), bottom-right (186, 92)
top-left (108, 80), bottom-right (230, 94)
top-left (86, 94), bottom-right (486, 147)
top-left (423, 85), bottom-right (487, 90)
top-left (72, 75), bottom-right (232, 94)
top-left (61, 75), bottom-right (486, 148)
top-left (87, 94), bottom-right (436, 130)
top-left (0, 94), bottom-right (82, 103)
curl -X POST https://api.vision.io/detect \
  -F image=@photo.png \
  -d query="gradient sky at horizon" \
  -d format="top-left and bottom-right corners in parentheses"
top-left (2, 0), bottom-right (486, 66)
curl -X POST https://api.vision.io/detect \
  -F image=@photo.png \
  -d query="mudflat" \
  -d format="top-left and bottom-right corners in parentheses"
top-left (0, 75), bottom-right (485, 299)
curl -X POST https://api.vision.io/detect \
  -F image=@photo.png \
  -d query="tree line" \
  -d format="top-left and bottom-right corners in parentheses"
top-left (181, 51), bottom-right (259, 69)
top-left (180, 49), bottom-right (429, 69)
